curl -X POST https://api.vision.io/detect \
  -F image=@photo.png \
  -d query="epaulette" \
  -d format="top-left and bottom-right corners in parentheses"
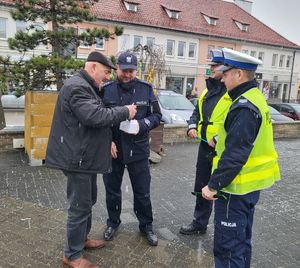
top-left (136, 78), bottom-right (152, 88)
top-left (231, 96), bottom-right (260, 115)
top-left (102, 80), bottom-right (115, 88)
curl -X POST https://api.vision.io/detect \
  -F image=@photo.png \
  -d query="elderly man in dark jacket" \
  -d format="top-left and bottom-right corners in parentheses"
top-left (45, 51), bottom-right (137, 268)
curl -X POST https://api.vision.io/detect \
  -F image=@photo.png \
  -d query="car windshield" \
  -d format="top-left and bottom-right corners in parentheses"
top-left (289, 104), bottom-right (300, 113)
top-left (268, 106), bottom-right (281, 115)
top-left (158, 95), bottom-right (195, 110)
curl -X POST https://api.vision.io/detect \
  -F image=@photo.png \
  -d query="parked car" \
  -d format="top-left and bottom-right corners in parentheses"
top-left (268, 105), bottom-right (293, 122)
top-left (156, 90), bottom-right (194, 124)
top-left (269, 103), bottom-right (300, 120)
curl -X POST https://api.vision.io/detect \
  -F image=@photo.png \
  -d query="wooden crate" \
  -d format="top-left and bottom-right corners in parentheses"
top-left (25, 91), bottom-right (58, 165)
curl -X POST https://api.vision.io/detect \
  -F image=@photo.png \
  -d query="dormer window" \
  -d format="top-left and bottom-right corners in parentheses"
top-left (201, 13), bottom-right (219, 26)
top-left (233, 19), bottom-right (250, 32)
top-left (161, 5), bottom-right (181, 19)
top-left (124, 1), bottom-right (139, 12)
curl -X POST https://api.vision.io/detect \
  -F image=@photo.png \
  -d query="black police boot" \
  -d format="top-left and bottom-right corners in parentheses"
top-left (103, 226), bottom-right (118, 241)
top-left (179, 223), bottom-right (207, 235)
top-left (141, 230), bottom-right (158, 246)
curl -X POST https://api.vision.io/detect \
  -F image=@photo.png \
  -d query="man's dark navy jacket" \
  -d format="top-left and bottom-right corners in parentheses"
top-left (102, 78), bottom-right (162, 164)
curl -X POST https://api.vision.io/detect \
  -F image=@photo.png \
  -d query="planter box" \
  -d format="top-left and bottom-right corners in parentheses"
top-left (25, 91), bottom-right (58, 165)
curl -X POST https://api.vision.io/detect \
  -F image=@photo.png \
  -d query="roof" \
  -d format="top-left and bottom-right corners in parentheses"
top-left (90, 0), bottom-right (299, 49)
top-left (1, 0), bottom-right (299, 49)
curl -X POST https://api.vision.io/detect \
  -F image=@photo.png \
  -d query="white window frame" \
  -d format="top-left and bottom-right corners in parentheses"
top-left (165, 8), bottom-right (179, 19)
top-left (279, 55), bottom-right (285, 68)
top-left (203, 14), bottom-right (218, 26)
top-left (188, 43), bottom-right (196, 58)
top-left (120, 34), bottom-right (130, 51)
top-left (124, 1), bottom-right (138, 12)
top-left (207, 45), bottom-right (215, 59)
top-left (234, 21), bottom-right (249, 32)
top-left (166, 39), bottom-right (175, 56)
top-left (242, 49), bottom-right (249, 54)
top-left (177, 41), bottom-right (186, 58)
top-left (286, 55), bottom-right (292, 68)
top-left (250, 51), bottom-right (256, 57)
top-left (146, 37), bottom-right (155, 49)
top-left (272, 54), bottom-right (278, 67)
top-left (95, 37), bottom-right (105, 50)
top-left (79, 28), bottom-right (90, 48)
top-left (0, 17), bottom-right (7, 39)
top-left (133, 35), bottom-right (142, 48)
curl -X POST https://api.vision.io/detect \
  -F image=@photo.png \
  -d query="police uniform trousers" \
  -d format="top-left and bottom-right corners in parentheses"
top-left (103, 158), bottom-right (153, 232)
top-left (63, 171), bottom-right (97, 260)
top-left (193, 142), bottom-right (214, 229)
top-left (214, 190), bottom-right (260, 268)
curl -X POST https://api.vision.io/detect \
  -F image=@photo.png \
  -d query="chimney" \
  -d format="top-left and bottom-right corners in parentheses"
top-left (234, 0), bottom-right (253, 14)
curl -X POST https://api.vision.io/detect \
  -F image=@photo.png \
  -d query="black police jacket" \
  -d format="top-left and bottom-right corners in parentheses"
top-left (45, 70), bottom-right (129, 174)
top-left (102, 78), bottom-right (162, 164)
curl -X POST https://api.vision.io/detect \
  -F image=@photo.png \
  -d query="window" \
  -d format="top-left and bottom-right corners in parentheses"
top-left (177, 41), bottom-right (186, 57)
top-left (163, 7), bottom-right (180, 19)
top-left (166, 76), bottom-right (184, 94)
top-left (258, 52), bottom-right (264, 61)
top-left (188, 43), bottom-right (196, 58)
top-left (279, 55), bottom-right (285, 68)
top-left (79, 29), bottom-right (89, 48)
top-left (234, 20), bottom-right (249, 32)
top-left (146, 37), bottom-right (155, 49)
top-left (186, 78), bottom-right (195, 97)
top-left (124, 1), bottom-right (138, 12)
top-left (202, 14), bottom-right (218, 26)
top-left (242, 49), bottom-right (249, 54)
top-left (133, 35), bottom-right (142, 48)
top-left (207, 45), bottom-right (215, 59)
top-left (95, 37), bottom-right (104, 50)
top-left (250, 51), bottom-right (256, 57)
top-left (166, 40), bottom-right (175, 56)
top-left (272, 54), bottom-right (278, 67)
top-left (286, 55), bottom-right (292, 68)
top-left (16, 20), bottom-right (26, 32)
top-left (120, 34), bottom-right (130, 51)
top-left (0, 18), bottom-right (7, 38)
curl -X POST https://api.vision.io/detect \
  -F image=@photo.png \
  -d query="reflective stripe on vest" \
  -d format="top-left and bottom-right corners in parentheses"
top-left (212, 87), bottom-right (280, 195)
top-left (197, 88), bottom-right (232, 142)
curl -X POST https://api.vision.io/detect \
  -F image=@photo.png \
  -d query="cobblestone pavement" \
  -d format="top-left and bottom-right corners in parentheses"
top-left (0, 139), bottom-right (299, 267)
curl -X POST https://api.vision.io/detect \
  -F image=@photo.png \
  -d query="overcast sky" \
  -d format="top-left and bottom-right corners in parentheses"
top-left (225, 0), bottom-right (300, 45)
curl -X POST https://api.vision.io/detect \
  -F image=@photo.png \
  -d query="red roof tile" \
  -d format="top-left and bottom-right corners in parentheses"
top-left (90, 0), bottom-right (299, 49)
top-left (1, 0), bottom-right (298, 49)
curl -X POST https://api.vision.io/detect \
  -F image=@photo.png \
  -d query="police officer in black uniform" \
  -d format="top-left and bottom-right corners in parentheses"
top-left (180, 50), bottom-right (230, 235)
top-left (101, 52), bottom-right (162, 246)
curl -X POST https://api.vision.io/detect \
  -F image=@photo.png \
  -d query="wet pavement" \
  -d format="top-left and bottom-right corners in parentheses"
top-left (0, 139), bottom-right (299, 267)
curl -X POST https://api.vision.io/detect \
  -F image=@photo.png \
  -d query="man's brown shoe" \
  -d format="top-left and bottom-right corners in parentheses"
top-left (84, 239), bottom-right (107, 250)
top-left (62, 256), bottom-right (98, 268)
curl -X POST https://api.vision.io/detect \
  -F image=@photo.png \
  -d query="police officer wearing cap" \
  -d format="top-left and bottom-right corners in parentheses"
top-left (101, 51), bottom-right (162, 246)
top-left (180, 49), bottom-right (231, 235)
top-left (46, 51), bottom-right (137, 267)
top-left (202, 48), bottom-right (280, 268)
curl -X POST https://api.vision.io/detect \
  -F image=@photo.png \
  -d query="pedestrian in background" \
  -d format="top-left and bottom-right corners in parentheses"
top-left (101, 51), bottom-right (162, 246)
top-left (45, 51), bottom-right (137, 268)
top-left (180, 49), bottom-right (231, 235)
top-left (202, 48), bottom-right (280, 268)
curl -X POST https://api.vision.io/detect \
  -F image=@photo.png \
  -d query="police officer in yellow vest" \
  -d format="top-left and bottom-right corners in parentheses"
top-left (202, 48), bottom-right (280, 268)
top-left (180, 49), bottom-right (231, 235)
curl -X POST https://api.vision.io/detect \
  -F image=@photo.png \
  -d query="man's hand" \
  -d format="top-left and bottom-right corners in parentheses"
top-left (126, 104), bottom-right (137, 119)
top-left (201, 185), bottom-right (218, 200)
top-left (188, 129), bottom-right (197, 139)
top-left (208, 138), bottom-right (216, 148)
top-left (111, 142), bottom-right (118, 159)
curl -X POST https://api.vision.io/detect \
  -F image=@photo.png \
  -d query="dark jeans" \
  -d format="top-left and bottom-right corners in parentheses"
top-left (103, 158), bottom-right (153, 232)
top-left (63, 171), bottom-right (97, 260)
top-left (192, 142), bottom-right (214, 229)
top-left (214, 191), bottom-right (260, 268)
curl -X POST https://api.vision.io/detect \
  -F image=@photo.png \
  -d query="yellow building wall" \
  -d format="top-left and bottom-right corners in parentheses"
top-left (195, 40), bottom-right (241, 95)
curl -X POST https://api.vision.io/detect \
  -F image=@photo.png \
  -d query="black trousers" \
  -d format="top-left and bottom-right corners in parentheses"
top-left (103, 158), bottom-right (153, 232)
top-left (192, 142), bottom-right (214, 229)
top-left (63, 171), bottom-right (97, 260)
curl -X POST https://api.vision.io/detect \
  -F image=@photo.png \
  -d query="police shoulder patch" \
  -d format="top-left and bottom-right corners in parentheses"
top-left (144, 118), bottom-right (151, 127)
top-left (102, 80), bottom-right (115, 88)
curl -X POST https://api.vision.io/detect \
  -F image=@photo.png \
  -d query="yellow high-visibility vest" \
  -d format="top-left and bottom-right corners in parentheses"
top-left (213, 87), bottom-right (280, 194)
top-left (197, 88), bottom-right (232, 142)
